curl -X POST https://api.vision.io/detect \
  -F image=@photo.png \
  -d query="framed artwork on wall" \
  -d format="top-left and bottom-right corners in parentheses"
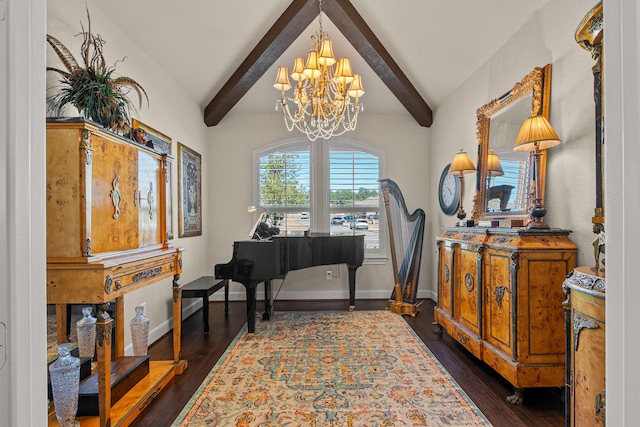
top-left (178, 142), bottom-right (202, 237)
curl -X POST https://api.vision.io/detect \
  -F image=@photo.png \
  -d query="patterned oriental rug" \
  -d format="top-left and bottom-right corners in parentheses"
top-left (173, 311), bottom-right (492, 426)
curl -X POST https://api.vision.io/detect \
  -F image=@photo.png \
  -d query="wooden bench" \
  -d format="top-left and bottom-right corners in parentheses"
top-left (181, 276), bottom-right (229, 334)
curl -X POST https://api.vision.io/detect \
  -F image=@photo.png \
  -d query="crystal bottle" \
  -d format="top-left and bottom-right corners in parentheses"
top-left (76, 306), bottom-right (96, 358)
top-left (130, 306), bottom-right (149, 356)
top-left (48, 343), bottom-right (80, 427)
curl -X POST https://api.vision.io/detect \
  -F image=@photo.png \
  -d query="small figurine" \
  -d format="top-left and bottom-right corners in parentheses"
top-left (591, 223), bottom-right (605, 273)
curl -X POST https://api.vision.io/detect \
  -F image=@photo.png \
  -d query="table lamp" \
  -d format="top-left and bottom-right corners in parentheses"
top-left (513, 115), bottom-right (561, 229)
top-left (449, 149), bottom-right (476, 221)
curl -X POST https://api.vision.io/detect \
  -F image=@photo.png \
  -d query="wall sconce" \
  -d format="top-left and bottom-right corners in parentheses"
top-left (513, 115), bottom-right (561, 229)
top-left (449, 149), bottom-right (476, 221)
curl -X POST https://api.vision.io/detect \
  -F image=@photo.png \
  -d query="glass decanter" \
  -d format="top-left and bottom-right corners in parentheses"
top-left (76, 306), bottom-right (96, 358)
top-left (48, 342), bottom-right (80, 427)
top-left (130, 306), bottom-right (149, 356)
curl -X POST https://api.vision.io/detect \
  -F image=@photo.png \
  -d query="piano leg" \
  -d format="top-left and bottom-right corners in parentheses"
top-left (262, 280), bottom-right (273, 321)
top-left (348, 266), bottom-right (358, 311)
top-left (245, 284), bottom-right (257, 334)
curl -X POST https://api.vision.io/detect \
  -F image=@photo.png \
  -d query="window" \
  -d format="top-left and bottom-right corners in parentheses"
top-left (254, 138), bottom-right (386, 261)
top-left (486, 157), bottom-right (529, 212)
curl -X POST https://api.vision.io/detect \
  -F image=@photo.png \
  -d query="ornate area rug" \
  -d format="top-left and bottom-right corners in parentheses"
top-left (173, 311), bottom-right (492, 426)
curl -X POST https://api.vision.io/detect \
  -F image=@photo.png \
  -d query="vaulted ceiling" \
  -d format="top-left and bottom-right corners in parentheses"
top-left (91, 0), bottom-right (552, 128)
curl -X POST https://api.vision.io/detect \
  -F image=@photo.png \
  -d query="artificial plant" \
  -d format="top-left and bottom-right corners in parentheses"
top-left (46, 8), bottom-right (148, 134)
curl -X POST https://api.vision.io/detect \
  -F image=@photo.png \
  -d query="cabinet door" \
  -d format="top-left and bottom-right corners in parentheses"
top-left (437, 240), bottom-right (454, 316)
top-left (571, 291), bottom-right (605, 426)
top-left (455, 243), bottom-right (481, 336)
top-left (484, 250), bottom-right (514, 357)
top-left (91, 135), bottom-right (139, 253)
top-left (137, 151), bottom-right (161, 247)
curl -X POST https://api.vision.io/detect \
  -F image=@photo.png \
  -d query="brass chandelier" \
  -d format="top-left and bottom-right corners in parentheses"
top-left (273, 0), bottom-right (364, 141)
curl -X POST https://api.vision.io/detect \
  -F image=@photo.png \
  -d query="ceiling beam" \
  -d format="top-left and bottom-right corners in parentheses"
top-left (204, 0), bottom-right (433, 128)
top-left (204, 0), bottom-right (318, 126)
top-left (324, 0), bottom-right (432, 127)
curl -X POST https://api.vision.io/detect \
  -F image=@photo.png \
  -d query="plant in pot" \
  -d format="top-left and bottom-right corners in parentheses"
top-left (46, 9), bottom-right (148, 134)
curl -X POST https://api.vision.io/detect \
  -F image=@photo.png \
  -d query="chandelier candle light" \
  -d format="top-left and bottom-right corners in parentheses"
top-left (273, 0), bottom-right (364, 141)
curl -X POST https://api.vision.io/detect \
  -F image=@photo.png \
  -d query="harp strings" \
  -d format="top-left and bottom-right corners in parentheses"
top-left (389, 192), bottom-right (421, 287)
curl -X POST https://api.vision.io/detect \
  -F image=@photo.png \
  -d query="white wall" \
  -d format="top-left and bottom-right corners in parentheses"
top-left (428, 0), bottom-right (597, 292)
top-left (47, 0), bottom-right (212, 348)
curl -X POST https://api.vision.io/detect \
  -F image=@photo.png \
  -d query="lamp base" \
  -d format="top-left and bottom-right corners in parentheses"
top-left (526, 204), bottom-right (548, 229)
top-left (526, 220), bottom-right (550, 230)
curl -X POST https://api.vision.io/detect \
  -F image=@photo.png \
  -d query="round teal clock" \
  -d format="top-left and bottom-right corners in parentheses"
top-left (438, 163), bottom-right (460, 216)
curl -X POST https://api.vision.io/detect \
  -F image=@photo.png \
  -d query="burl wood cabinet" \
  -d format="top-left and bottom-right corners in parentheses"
top-left (46, 118), bottom-right (185, 427)
top-left (434, 227), bottom-right (576, 403)
top-left (563, 267), bottom-right (605, 426)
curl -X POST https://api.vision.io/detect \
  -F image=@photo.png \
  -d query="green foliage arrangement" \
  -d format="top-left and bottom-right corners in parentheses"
top-left (46, 8), bottom-right (148, 134)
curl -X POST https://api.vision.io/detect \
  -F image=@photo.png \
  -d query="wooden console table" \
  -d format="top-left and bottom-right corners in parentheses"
top-left (434, 227), bottom-right (576, 404)
top-left (46, 119), bottom-right (186, 427)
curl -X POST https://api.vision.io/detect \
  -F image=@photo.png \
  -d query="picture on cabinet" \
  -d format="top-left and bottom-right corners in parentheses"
top-left (131, 119), bottom-right (172, 155)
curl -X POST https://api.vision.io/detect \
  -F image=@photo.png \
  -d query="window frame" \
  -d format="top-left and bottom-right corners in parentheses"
top-left (253, 137), bottom-right (387, 263)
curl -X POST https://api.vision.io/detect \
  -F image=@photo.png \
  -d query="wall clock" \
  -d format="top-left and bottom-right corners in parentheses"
top-left (438, 163), bottom-right (460, 216)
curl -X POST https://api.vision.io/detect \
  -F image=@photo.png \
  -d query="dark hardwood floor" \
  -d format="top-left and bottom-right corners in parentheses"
top-left (131, 299), bottom-right (564, 427)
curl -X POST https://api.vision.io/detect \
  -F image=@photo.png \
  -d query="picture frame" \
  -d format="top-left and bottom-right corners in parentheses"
top-left (178, 142), bottom-right (202, 237)
top-left (131, 119), bottom-right (172, 155)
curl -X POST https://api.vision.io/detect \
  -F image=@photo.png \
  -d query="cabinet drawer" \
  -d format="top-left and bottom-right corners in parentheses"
top-left (47, 249), bottom-right (182, 304)
top-left (105, 253), bottom-right (181, 296)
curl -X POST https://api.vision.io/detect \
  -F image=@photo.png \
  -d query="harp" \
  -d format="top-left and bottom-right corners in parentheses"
top-left (379, 178), bottom-right (426, 316)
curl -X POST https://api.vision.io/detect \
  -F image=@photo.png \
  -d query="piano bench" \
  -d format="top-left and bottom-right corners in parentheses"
top-left (181, 276), bottom-right (229, 335)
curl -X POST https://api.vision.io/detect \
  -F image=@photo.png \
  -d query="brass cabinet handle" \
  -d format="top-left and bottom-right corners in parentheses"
top-left (456, 332), bottom-right (469, 344)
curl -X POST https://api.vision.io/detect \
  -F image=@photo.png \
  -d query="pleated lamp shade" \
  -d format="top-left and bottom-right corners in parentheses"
top-left (317, 39), bottom-right (336, 67)
top-left (449, 150), bottom-right (476, 174)
top-left (290, 57), bottom-right (308, 82)
top-left (273, 66), bottom-right (292, 91)
top-left (303, 51), bottom-right (321, 79)
top-left (348, 74), bottom-right (365, 98)
top-left (486, 150), bottom-right (504, 177)
top-left (513, 115), bottom-right (562, 152)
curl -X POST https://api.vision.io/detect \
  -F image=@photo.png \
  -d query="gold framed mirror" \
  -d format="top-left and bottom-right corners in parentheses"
top-left (471, 64), bottom-right (552, 225)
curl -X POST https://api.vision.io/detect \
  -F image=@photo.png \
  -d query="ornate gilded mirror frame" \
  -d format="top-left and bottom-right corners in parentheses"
top-left (471, 64), bottom-right (552, 225)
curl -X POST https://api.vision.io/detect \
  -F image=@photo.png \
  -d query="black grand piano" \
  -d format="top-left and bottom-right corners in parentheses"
top-left (215, 233), bottom-right (364, 333)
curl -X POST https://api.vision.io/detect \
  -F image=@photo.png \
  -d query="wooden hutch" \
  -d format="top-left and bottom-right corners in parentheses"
top-left (563, 267), bottom-right (605, 426)
top-left (434, 227), bottom-right (576, 404)
top-left (564, 3), bottom-right (606, 426)
top-left (46, 118), bottom-right (186, 427)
